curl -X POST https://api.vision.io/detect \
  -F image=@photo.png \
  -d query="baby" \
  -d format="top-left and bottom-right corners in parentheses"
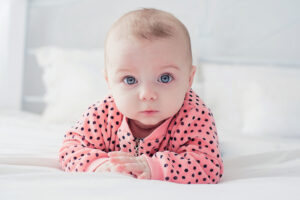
top-left (59, 8), bottom-right (223, 184)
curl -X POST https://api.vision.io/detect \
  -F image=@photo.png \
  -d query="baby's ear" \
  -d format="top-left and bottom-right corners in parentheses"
top-left (188, 65), bottom-right (196, 89)
top-left (103, 69), bottom-right (108, 82)
top-left (102, 68), bottom-right (110, 89)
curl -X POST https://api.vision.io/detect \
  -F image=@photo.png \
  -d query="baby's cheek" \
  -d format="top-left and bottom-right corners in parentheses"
top-left (163, 96), bottom-right (184, 116)
top-left (113, 93), bottom-right (134, 115)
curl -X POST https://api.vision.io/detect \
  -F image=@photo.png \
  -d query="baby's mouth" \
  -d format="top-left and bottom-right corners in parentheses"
top-left (141, 110), bottom-right (158, 115)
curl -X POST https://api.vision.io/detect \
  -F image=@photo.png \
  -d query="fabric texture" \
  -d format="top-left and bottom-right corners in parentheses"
top-left (58, 88), bottom-right (224, 184)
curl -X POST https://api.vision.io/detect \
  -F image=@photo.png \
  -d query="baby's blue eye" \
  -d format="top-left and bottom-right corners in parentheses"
top-left (124, 76), bottom-right (137, 85)
top-left (159, 74), bottom-right (173, 83)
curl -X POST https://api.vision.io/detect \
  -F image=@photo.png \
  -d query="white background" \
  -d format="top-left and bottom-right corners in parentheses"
top-left (1, 0), bottom-right (300, 112)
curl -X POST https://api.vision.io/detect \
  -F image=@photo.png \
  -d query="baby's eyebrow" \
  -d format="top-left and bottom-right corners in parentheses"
top-left (115, 68), bottom-right (136, 74)
top-left (160, 65), bottom-right (180, 71)
top-left (116, 64), bottom-right (180, 74)
top-left (116, 68), bottom-right (131, 73)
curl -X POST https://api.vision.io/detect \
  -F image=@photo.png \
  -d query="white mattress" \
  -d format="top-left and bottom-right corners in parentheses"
top-left (0, 110), bottom-right (300, 200)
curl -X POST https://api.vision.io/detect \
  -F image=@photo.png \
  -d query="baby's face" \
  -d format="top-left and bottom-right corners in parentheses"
top-left (105, 35), bottom-right (195, 129)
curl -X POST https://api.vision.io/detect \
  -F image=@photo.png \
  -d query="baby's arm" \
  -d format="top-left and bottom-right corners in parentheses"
top-left (143, 106), bottom-right (224, 184)
top-left (58, 97), bottom-right (123, 173)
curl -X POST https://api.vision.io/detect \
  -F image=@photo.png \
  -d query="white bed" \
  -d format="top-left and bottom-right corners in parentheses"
top-left (2, 39), bottom-right (300, 200)
top-left (1, 110), bottom-right (300, 200)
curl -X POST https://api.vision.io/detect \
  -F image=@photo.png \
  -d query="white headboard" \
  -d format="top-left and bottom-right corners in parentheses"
top-left (22, 0), bottom-right (209, 114)
top-left (21, 0), bottom-right (300, 114)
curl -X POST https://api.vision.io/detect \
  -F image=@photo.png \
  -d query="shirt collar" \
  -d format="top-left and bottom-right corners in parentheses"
top-left (118, 115), bottom-right (173, 141)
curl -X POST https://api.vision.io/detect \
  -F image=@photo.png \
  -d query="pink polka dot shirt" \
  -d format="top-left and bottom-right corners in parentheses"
top-left (58, 88), bottom-right (224, 184)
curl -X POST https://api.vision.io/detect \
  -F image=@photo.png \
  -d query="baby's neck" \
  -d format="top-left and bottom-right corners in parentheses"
top-left (128, 119), bottom-right (160, 139)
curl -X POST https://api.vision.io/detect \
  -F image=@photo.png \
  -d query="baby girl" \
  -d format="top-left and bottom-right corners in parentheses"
top-left (59, 8), bottom-right (223, 184)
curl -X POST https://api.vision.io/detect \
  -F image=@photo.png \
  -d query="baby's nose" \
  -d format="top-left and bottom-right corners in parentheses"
top-left (139, 85), bottom-right (157, 101)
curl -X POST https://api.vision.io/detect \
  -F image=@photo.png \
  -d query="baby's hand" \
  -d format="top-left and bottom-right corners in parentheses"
top-left (94, 159), bottom-right (117, 172)
top-left (108, 151), bottom-right (151, 180)
top-left (94, 158), bottom-right (135, 178)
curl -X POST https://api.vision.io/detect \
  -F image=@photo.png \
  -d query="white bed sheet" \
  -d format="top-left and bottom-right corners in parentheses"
top-left (0, 110), bottom-right (300, 200)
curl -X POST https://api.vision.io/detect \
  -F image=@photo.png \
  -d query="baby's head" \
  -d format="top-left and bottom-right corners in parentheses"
top-left (104, 8), bottom-right (196, 129)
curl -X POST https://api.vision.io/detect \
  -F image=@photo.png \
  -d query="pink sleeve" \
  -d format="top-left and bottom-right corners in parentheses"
top-left (144, 105), bottom-right (223, 184)
top-left (58, 96), bottom-right (117, 172)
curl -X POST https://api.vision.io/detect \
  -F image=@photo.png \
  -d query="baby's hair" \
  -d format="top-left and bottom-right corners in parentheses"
top-left (104, 8), bottom-right (192, 71)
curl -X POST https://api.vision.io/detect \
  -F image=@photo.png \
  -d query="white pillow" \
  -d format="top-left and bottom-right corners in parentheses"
top-left (200, 63), bottom-right (300, 138)
top-left (241, 66), bottom-right (300, 138)
top-left (32, 46), bottom-right (109, 125)
top-left (200, 64), bottom-right (245, 135)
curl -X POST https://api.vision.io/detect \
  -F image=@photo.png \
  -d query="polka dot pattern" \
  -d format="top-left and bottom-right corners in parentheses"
top-left (58, 88), bottom-right (223, 184)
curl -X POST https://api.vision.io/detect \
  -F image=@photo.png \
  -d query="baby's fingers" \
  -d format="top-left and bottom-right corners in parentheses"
top-left (137, 172), bottom-right (149, 180)
top-left (115, 164), bottom-right (138, 178)
top-left (110, 156), bottom-right (137, 164)
top-left (95, 161), bottom-right (112, 172)
top-left (120, 163), bottom-right (144, 175)
top-left (108, 151), bottom-right (133, 157)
